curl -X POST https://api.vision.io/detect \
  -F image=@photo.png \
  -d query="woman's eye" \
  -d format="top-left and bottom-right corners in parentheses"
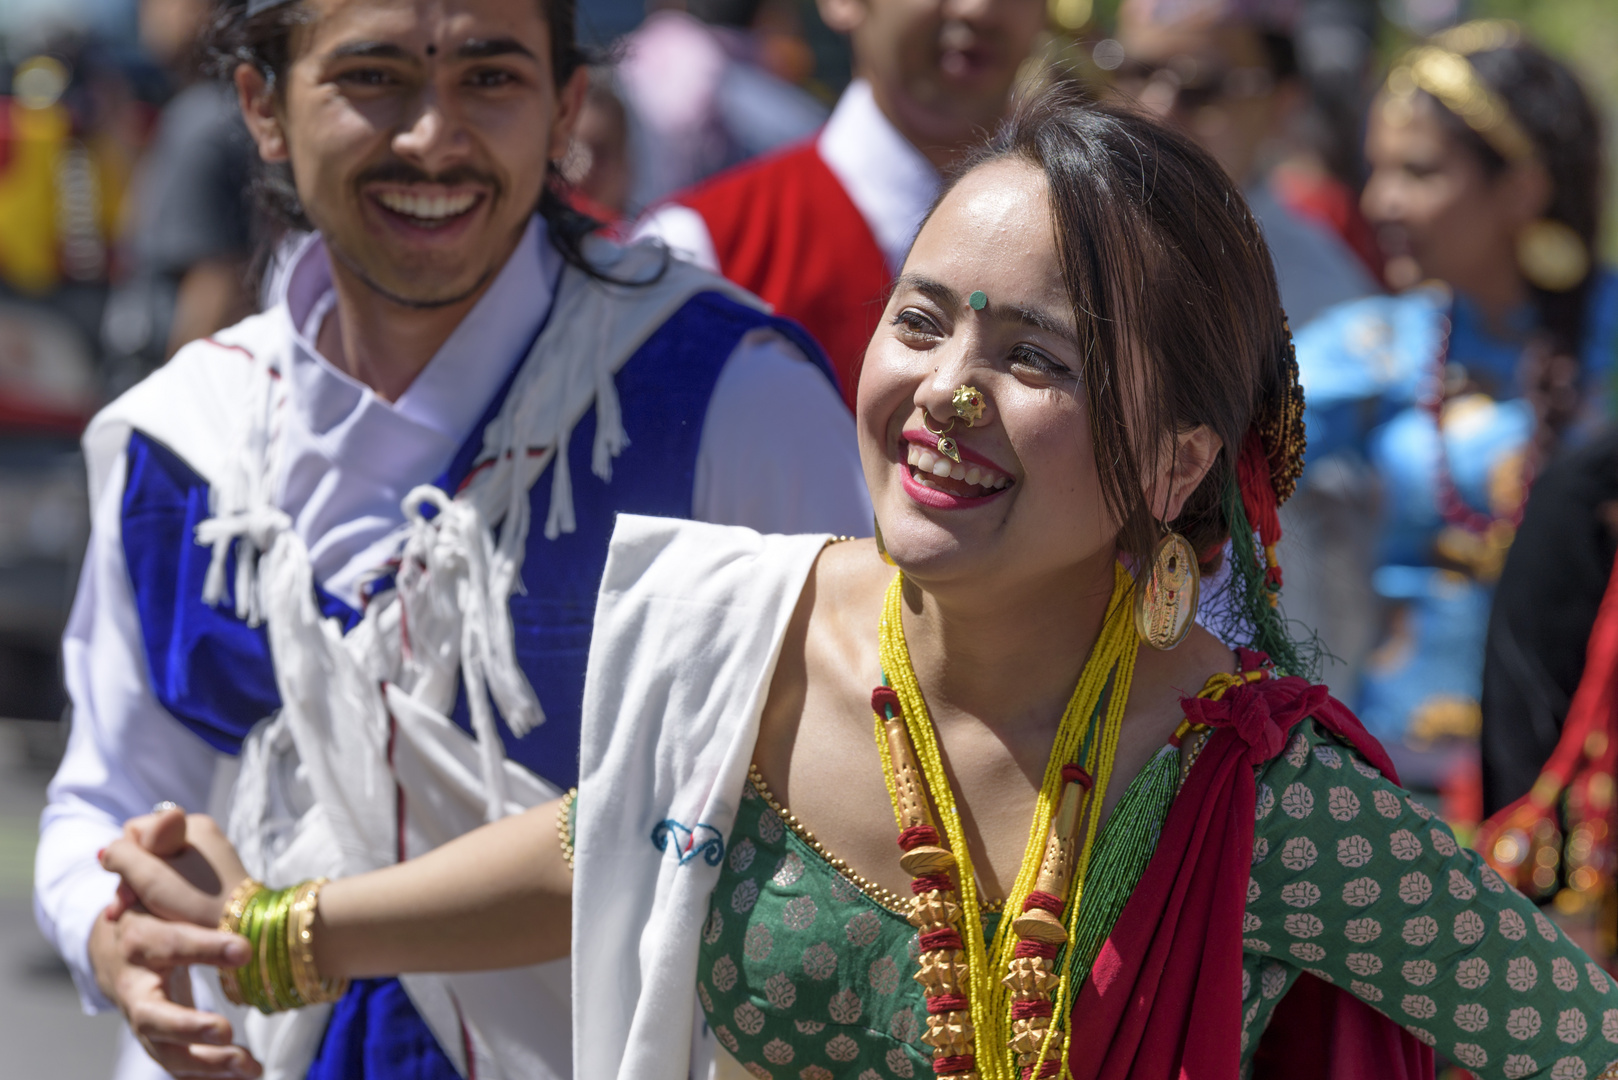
top-left (1011, 344), bottom-right (1072, 378)
top-left (892, 310), bottom-right (941, 340)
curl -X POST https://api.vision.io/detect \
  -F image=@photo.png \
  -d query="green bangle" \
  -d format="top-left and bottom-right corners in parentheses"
top-left (234, 881), bottom-right (338, 1013)
top-left (264, 886), bottom-right (298, 1011)
top-left (237, 887), bottom-right (268, 1012)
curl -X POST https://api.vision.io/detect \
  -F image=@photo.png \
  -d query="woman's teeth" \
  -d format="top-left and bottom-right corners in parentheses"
top-left (906, 443), bottom-right (1010, 490)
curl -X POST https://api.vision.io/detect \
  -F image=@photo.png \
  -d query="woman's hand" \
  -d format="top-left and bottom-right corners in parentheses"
top-left (100, 807), bottom-right (250, 928)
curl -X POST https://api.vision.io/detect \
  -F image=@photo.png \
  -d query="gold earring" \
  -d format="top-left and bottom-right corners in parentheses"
top-left (921, 413), bottom-right (961, 463)
top-left (1133, 529), bottom-right (1200, 650)
top-left (952, 385), bottom-right (985, 426)
top-left (1517, 219), bottom-right (1589, 292)
top-left (874, 516), bottom-right (897, 566)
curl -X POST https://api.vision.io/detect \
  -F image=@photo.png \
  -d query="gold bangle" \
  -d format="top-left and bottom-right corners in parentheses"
top-left (287, 878), bottom-right (348, 1006)
top-left (557, 788), bottom-right (578, 872)
top-left (216, 878), bottom-right (263, 1007)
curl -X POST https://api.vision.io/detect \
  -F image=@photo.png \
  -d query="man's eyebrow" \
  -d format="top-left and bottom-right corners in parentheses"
top-left (324, 38), bottom-right (537, 62)
top-left (895, 274), bottom-right (1078, 346)
top-left (456, 37), bottom-right (536, 60)
top-left (328, 41), bottom-right (414, 61)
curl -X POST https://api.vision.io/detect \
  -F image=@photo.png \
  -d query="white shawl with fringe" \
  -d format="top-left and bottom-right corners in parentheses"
top-left (84, 240), bottom-right (767, 1080)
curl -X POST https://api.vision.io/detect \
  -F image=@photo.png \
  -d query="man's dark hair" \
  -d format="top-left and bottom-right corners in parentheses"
top-left (206, 0), bottom-right (610, 284)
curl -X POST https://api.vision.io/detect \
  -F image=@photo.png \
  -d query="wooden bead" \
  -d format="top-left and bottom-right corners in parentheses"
top-left (1030, 779), bottom-right (1088, 899)
top-left (923, 1011), bottom-right (975, 1057)
top-left (1010, 906), bottom-right (1069, 944)
top-left (884, 720), bottom-right (937, 832)
top-left (1009, 1014), bottom-right (1054, 1055)
top-left (900, 844), bottom-right (958, 876)
top-left (913, 949), bottom-right (968, 993)
top-left (1001, 955), bottom-right (1059, 997)
top-left (907, 890), bottom-right (961, 931)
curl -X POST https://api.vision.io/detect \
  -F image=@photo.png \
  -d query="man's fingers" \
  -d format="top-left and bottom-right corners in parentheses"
top-left (127, 988), bottom-right (235, 1047)
top-left (127, 805), bottom-right (189, 857)
top-left (101, 838), bottom-right (226, 926)
top-left (103, 880), bottom-right (137, 921)
top-left (118, 913), bottom-right (250, 970)
top-left (140, 1036), bottom-right (262, 1079)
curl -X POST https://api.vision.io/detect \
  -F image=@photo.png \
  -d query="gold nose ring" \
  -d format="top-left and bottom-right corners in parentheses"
top-left (952, 385), bottom-right (985, 425)
top-left (922, 413), bottom-right (961, 463)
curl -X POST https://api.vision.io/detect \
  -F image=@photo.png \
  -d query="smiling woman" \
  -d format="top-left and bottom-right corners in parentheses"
top-left (96, 88), bottom-right (1618, 1080)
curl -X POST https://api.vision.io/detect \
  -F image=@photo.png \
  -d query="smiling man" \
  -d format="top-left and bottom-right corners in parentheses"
top-left (635, 0), bottom-right (1048, 412)
top-left (32, 0), bottom-right (867, 1077)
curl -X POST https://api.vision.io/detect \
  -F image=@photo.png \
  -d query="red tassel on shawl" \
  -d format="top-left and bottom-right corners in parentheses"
top-left (1239, 429), bottom-right (1286, 598)
top-left (1065, 674), bottom-right (1432, 1080)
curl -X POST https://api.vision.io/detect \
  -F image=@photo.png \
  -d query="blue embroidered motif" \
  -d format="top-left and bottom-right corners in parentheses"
top-left (652, 820), bottom-right (726, 866)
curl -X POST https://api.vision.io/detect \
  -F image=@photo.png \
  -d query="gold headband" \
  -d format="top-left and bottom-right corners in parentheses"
top-left (1383, 20), bottom-right (1536, 164)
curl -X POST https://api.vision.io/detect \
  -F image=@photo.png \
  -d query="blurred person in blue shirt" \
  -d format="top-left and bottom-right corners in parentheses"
top-left (1293, 21), bottom-right (1618, 755)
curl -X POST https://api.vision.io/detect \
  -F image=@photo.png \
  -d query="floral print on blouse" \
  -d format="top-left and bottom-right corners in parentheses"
top-left (694, 719), bottom-right (1618, 1080)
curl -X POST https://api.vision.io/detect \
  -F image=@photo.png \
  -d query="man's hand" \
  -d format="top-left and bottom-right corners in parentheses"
top-left (102, 808), bottom-right (250, 927)
top-left (91, 806), bottom-right (261, 1078)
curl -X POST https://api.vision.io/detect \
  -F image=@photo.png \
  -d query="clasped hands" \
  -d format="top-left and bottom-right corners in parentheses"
top-left (93, 805), bottom-right (263, 1078)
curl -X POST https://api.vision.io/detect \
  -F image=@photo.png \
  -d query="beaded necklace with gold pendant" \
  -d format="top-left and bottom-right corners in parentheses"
top-left (872, 563), bottom-right (1139, 1080)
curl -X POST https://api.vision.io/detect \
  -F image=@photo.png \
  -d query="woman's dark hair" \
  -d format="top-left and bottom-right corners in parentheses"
top-left (935, 92), bottom-right (1291, 584)
top-left (204, 0), bottom-right (605, 285)
top-left (1417, 36), bottom-right (1604, 444)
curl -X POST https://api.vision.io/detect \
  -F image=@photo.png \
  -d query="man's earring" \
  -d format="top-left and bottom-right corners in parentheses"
top-left (1133, 527), bottom-right (1200, 650)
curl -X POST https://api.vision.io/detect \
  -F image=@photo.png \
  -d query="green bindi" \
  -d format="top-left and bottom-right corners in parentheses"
top-left (969, 290), bottom-right (988, 311)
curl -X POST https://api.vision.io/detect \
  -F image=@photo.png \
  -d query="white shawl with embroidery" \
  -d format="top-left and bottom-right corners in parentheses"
top-left (573, 515), bottom-right (828, 1080)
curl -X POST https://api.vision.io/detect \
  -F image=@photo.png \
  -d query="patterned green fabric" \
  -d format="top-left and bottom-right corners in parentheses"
top-left (697, 779), bottom-right (935, 1079)
top-left (697, 752), bottom-right (1172, 1079)
top-left (1242, 721), bottom-right (1618, 1079)
top-left (693, 719), bottom-right (1618, 1080)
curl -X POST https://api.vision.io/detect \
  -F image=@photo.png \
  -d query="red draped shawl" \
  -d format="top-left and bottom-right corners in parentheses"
top-left (1067, 668), bottom-right (1435, 1080)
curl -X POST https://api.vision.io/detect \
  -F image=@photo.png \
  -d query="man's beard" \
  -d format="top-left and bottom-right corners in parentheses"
top-left (328, 240), bottom-right (498, 310)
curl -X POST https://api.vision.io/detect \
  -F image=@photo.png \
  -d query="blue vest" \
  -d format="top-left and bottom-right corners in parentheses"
top-left (119, 290), bottom-right (835, 1078)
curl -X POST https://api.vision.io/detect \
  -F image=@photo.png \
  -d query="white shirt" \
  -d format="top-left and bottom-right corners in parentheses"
top-left (633, 79), bottom-right (942, 279)
top-left (35, 218), bottom-right (871, 1023)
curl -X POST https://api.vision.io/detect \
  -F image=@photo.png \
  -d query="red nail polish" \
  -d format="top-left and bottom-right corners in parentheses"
top-left (95, 848), bottom-right (105, 861)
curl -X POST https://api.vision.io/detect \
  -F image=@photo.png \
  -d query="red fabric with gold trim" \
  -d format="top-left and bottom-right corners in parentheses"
top-left (1066, 667), bottom-right (1432, 1080)
top-left (671, 140), bottom-right (889, 412)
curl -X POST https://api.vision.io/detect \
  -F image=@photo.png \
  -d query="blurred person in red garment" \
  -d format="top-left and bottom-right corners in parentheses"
top-left (635, 0), bottom-right (1048, 411)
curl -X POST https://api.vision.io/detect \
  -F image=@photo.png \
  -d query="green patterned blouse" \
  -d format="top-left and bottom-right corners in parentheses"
top-left (693, 720), bottom-right (1618, 1080)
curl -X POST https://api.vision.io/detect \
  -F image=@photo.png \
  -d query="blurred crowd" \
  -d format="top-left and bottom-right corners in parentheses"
top-left (5, 0), bottom-right (1618, 1010)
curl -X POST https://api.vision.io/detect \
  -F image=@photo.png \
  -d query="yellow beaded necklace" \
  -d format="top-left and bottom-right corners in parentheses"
top-left (873, 563), bottom-right (1139, 1080)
